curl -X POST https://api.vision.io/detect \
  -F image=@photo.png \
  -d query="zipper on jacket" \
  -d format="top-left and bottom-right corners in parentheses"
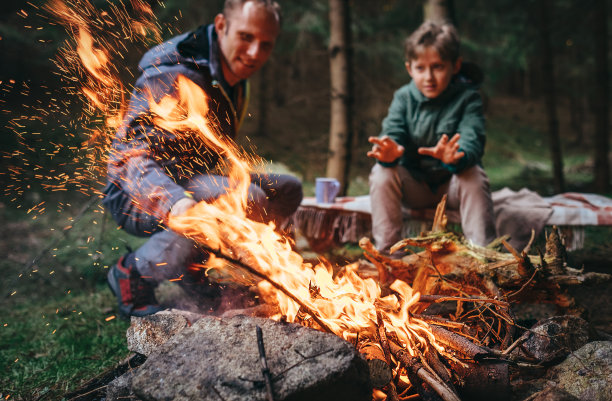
top-left (212, 80), bottom-right (250, 131)
top-left (212, 80), bottom-right (239, 129)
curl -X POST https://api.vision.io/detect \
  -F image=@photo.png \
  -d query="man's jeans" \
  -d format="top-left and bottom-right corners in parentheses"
top-left (369, 164), bottom-right (496, 252)
top-left (122, 173), bottom-right (302, 283)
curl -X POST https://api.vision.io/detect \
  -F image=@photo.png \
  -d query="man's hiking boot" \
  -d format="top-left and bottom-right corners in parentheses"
top-left (107, 255), bottom-right (162, 318)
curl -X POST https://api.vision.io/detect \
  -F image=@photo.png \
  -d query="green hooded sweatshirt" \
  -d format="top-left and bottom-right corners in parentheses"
top-left (379, 78), bottom-right (485, 188)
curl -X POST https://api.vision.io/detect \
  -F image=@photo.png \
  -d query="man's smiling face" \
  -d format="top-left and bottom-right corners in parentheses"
top-left (215, 1), bottom-right (280, 86)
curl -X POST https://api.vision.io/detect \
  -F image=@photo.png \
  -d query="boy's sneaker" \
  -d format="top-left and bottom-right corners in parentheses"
top-left (107, 255), bottom-right (162, 318)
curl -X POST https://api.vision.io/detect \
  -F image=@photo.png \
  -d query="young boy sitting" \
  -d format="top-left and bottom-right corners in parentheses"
top-left (367, 21), bottom-right (496, 256)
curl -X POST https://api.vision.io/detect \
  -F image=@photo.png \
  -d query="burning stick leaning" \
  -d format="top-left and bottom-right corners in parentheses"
top-left (389, 341), bottom-right (461, 401)
top-left (196, 244), bottom-right (335, 334)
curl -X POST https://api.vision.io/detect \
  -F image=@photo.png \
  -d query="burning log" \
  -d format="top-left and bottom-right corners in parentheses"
top-left (375, 310), bottom-right (400, 401)
top-left (389, 341), bottom-right (461, 401)
top-left (357, 343), bottom-right (393, 389)
top-left (429, 325), bottom-right (494, 361)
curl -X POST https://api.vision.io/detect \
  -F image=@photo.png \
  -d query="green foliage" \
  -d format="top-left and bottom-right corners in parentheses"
top-left (483, 109), bottom-right (597, 195)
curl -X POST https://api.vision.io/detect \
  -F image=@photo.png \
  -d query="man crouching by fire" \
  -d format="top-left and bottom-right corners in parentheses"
top-left (102, 0), bottom-right (303, 318)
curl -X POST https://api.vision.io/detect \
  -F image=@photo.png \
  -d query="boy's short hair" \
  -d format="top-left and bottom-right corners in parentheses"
top-left (404, 21), bottom-right (460, 63)
top-left (223, 0), bottom-right (282, 24)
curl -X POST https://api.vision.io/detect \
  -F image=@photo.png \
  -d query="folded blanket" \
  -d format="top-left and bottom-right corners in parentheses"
top-left (492, 187), bottom-right (553, 250)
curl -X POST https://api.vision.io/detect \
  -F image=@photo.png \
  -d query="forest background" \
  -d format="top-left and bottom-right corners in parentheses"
top-left (0, 0), bottom-right (610, 399)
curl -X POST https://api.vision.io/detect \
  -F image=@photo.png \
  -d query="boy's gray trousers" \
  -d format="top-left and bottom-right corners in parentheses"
top-left (369, 163), bottom-right (496, 253)
top-left (123, 173), bottom-right (302, 283)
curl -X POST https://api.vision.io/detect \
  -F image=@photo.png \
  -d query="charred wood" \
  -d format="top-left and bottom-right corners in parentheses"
top-left (357, 343), bottom-right (392, 388)
top-left (375, 310), bottom-right (399, 401)
top-left (429, 325), bottom-right (495, 361)
top-left (389, 341), bottom-right (461, 401)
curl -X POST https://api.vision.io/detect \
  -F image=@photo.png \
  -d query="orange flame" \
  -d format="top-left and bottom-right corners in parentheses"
top-left (159, 77), bottom-right (440, 355)
top-left (55, 0), bottom-right (440, 359)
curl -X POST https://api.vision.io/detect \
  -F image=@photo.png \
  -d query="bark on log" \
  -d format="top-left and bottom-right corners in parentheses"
top-left (429, 326), bottom-right (494, 361)
top-left (358, 343), bottom-right (392, 388)
top-left (389, 342), bottom-right (461, 401)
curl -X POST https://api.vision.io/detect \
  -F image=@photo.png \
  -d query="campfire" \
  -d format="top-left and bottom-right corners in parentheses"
top-left (49, 2), bottom-right (610, 400)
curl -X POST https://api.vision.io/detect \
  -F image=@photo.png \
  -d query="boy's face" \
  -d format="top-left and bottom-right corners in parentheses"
top-left (215, 1), bottom-right (280, 86)
top-left (406, 46), bottom-right (461, 99)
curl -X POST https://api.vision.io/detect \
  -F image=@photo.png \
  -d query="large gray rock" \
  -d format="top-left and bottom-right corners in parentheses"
top-left (131, 315), bottom-right (371, 401)
top-left (106, 369), bottom-right (141, 401)
top-left (525, 386), bottom-right (580, 401)
top-left (127, 309), bottom-right (202, 356)
top-left (543, 341), bottom-right (612, 401)
top-left (517, 316), bottom-right (590, 364)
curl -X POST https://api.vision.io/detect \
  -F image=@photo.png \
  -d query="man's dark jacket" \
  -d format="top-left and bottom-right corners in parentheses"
top-left (102, 24), bottom-right (249, 235)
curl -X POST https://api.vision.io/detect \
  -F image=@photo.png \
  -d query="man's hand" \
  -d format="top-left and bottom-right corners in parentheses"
top-left (169, 197), bottom-right (197, 217)
top-left (418, 133), bottom-right (465, 165)
top-left (367, 136), bottom-right (405, 163)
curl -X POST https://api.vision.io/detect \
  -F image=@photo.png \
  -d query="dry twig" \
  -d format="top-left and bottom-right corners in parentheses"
top-left (256, 326), bottom-right (274, 401)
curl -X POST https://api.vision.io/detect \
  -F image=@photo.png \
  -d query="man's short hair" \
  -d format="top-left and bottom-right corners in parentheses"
top-left (223, 0), bottom-right (282, 24)
top-left (404, 21), bottom-right (460, 63)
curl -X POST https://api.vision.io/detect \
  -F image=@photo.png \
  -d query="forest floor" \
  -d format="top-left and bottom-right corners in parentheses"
top-left (1, 95), bottom-right (611, 400)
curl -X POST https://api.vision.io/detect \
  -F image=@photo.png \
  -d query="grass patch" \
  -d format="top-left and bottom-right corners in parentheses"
top-left (1, 196), bottom-right (142, 400)
top-left (0, 288), bottom-right (130, 400)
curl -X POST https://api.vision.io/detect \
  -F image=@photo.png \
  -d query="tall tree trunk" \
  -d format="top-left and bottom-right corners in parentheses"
top-left (423, 0), bottom-right (455, 24)
top-left (593, 0), bottom-right (610, 192)
top-left (569, 94), bottom-right (585, 146)
top-left (326, 0), bottom-right (353, 195)
top-left (539, 0), bottom-right (565, 193)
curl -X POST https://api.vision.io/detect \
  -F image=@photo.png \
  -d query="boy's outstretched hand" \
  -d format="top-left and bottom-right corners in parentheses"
top-left (367, 136), bottom-right (405, 163)
top-left (418, 133), bottom-right (465, 164)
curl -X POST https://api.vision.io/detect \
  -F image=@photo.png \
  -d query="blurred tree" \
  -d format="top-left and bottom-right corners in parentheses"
top-left (593, 0), bottom-right (610, 193)
top-left (423, 0), bottom-right (455, 24)
top-left (326, 0), bottom-right (353, 194)
top-left (538, 0), bottom-right (565, 193)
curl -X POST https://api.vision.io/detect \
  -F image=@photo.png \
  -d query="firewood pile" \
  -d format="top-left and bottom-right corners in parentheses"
top-left (83, 196), bottom-right (610, 401)
top-left (348, 196), bottom-right (611, 400)
top-left (165, 195), bottom-right (610, 401)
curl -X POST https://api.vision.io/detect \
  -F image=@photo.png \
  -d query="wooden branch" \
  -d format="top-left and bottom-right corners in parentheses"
top-left (256, 326), bottom-right (274, 401)
top-left (375, 310), bottom-right (399, 401)
top-left (502, 239), bottom-right (535, 278)
top-left (197, 244), bottom-right (334, 334)
top-left (429, 326), bottom-right (494, 361)
top-left (359, 237), bottom-right (413, 270)
top-left (418, 294), bottom-right (509, 308)
top-left (363, 252), bottom-right (388, 283)
top-left (414, 314), bottom-right (466, 330)
top-left (431, 194), bottom-right (448, 233)
top-left (389, 341), bottom-right (461, 401)
top-left (549, 272), bottom-right (612, 285)
top-left (358, 342), bottom-right (392, 389)
top-left (423, 348), bottom-right (453, 388)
